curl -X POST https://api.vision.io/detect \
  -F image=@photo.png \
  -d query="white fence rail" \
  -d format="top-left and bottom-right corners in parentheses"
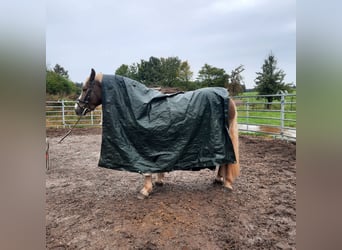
top-left (46, 100), bottom-right (102, 128)
top-left (46, 93), bottom-right (296, 140)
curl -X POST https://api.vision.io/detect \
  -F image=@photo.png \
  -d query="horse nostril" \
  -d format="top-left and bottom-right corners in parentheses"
top-left (75, 108), bottom-right (82, 116)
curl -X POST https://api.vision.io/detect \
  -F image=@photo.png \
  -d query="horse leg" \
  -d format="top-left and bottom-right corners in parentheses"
top-left (155, 173), bottom-right (165, 186)
top-left (223, 99), bottom-right (240, 190)
top-left (223, 164), bottom-right (234, 190)
top-left (214, 165), bottom-right (226, 184)
top-left (138, 174), bottom-right (153, 199)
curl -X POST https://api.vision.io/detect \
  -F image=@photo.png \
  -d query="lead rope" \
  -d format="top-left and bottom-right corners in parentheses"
top-left (58, 115), bottom-right (82, 144)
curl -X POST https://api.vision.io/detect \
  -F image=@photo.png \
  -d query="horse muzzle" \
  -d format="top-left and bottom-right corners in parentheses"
top-left (75, 107), bottom-right (86, 116)
top-left (75, 102), bottom-right (90, 116)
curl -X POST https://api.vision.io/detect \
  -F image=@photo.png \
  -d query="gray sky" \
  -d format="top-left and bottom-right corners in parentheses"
top-left (46, 0), bottom-right (296, 89)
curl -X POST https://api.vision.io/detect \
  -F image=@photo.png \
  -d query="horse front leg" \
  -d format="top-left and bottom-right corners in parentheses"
top-left (138, 174), bottom-right (153, 199)
top-left (214, 165), bottom-right (226, 185)
top-left (223, 163), bottom-right (236, 190)
top-left (215, 164), bottom-right (238, 191)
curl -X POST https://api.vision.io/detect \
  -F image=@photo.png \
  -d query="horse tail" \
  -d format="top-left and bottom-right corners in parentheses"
top-left (228, 98), bottom-right (240, 180)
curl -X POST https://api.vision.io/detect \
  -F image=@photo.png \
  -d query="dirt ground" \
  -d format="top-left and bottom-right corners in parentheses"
top-left (46, 127), bottom-right (296, 249)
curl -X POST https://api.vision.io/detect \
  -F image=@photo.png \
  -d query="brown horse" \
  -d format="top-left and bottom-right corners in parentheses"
top-left (75, 69), bottom-right (240, 199)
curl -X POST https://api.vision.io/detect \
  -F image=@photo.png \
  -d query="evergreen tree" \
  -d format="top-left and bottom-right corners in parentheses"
top-left (255, 52), bottom-right (293, 108)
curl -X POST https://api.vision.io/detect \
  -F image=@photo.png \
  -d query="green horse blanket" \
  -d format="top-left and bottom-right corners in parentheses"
top-left (98, 75), bottom-right (236, 173)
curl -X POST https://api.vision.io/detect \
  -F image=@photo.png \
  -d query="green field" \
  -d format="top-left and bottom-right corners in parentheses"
top-left (233, 92), bottom-right (296, 128)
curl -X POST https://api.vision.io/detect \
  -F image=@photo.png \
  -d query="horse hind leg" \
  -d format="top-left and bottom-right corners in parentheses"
top-left (155, 173), bottom-right (165, 186)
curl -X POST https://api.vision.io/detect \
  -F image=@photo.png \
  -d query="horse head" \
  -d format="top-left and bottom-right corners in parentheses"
top-left (75, 68), bottom-right (103, 116)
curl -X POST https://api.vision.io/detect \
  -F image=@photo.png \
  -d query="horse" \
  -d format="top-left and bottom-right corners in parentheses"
top-left (75, 69), bottom-right (240, 199)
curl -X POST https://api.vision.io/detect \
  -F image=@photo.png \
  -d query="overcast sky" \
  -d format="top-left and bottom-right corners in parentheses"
top-left (46, 0), bottom-right (296, 89)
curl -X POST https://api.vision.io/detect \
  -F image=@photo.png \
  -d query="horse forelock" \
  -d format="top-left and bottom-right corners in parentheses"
top-left (95, 73), bottom-right (103, 83)
top-left (84, 73), bottom-right (103, 87)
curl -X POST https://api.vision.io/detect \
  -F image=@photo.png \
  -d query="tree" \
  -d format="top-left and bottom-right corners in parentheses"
top-left (177, 61), bottom-right (195, 90)
top-left (138, 56), bottom-right (163, 85)
top-left (53, 64), bottom-right (69, 79)
top-left (116, 63), bottom-right (139, 80)
top-left (115, 64), bottom-right (129, 76)
top-left (178, 61), bottom-right (193, 83)
top-left (197, 64), bottom-right (228, 88)
top-left (227, 65), bottom-right (245, 96)
top-left (127, 63), bottom-right (139, 80)
top-left (122, 56), bottom-right (183, 87)
top-left (254, 52), bottom-right (293, 108)
top-left (160, 57), bottom-right (181, 87)
top-left (46, 65), bottom-right (76, 97)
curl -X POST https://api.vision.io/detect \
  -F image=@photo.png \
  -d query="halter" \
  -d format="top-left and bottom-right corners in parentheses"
top-left (76, 79), bottom-right (96, 115)
top-left (59, 75), bottom-right (98, 144)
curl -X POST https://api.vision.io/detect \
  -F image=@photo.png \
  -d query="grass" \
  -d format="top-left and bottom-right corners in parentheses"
top-left (238, 110), bottom-right (296, 128)
top-left (233, 91), bottom-right (296, 128)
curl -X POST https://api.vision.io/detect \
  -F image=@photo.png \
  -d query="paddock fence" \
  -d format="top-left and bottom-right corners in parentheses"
top-left (46, 93), bottom-right (296, 141)
top-left (46, 100), bottom-right (102, 128)
top-left (232, 93), bottom-right (296, 141)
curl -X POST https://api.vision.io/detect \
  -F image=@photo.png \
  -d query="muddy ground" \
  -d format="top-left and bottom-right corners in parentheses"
top-left (46, 127), bottom-right (296, 249)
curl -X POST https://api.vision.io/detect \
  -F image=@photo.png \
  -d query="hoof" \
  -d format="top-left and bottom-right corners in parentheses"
top-left (137, 188), bottom-right (150, 199)
top-left (137, 192), bottom-right (149, 200)
top-left (213, 178), bottom-right (223, 185)
top-left (155, 181), bottom-right (164, 186)
top-left (223, 183), bottom-right (233, 191)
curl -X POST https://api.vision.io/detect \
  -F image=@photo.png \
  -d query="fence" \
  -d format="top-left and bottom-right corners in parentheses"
top-left (46, 100), bottom-right (102, 128)
top-left (46, 93), bottom-right (296, 140)
top-left (232, 93), bottom-right (296, 141)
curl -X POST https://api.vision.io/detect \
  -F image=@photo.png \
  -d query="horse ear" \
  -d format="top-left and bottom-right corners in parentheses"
top-left (90, 68), bottom-right (96, 81)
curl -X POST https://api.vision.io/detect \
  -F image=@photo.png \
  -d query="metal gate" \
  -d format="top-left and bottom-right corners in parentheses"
top-left (232, 93), bottom-right (296, 141)
top-left (46, 93), bottom-right (296, 140)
